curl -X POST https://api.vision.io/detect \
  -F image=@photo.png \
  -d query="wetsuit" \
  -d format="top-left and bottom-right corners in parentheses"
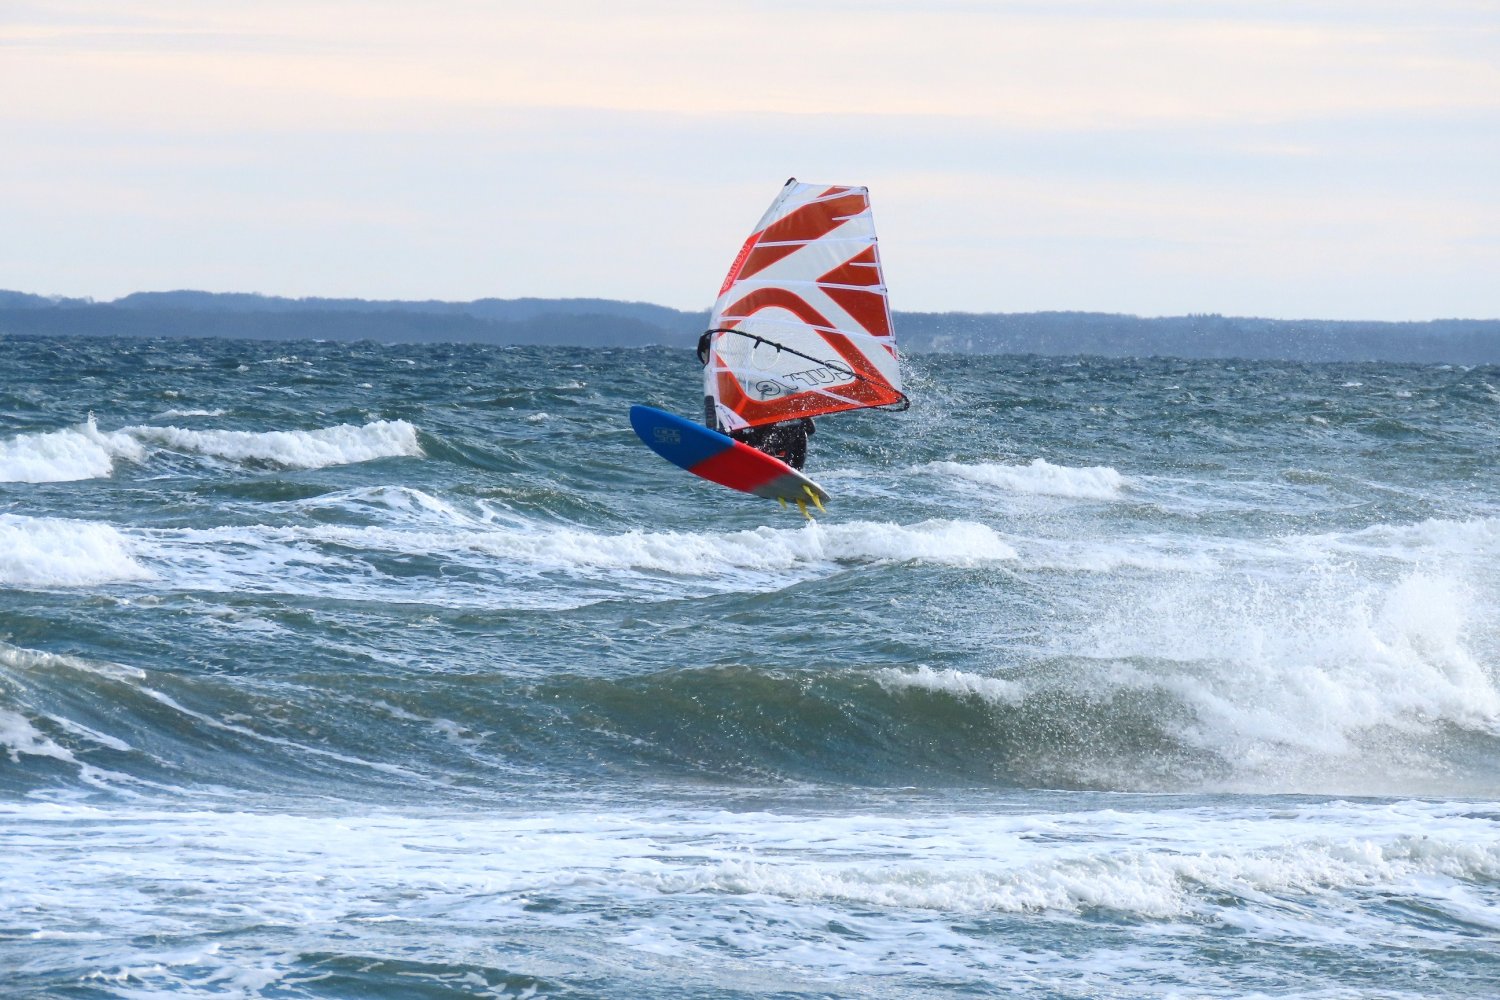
top-left (732, 418), bottom-right (814, 470)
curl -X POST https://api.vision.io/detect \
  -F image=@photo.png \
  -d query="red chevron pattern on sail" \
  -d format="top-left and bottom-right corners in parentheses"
top-left (704, 179), bottom-right (903, 432)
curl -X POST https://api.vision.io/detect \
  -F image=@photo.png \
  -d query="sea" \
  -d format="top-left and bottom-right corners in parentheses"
top-left (2, 334), bottom-right (1498, 999)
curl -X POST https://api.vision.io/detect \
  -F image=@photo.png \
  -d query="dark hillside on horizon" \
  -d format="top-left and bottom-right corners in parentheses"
top-left (2, 291), bottom-right (1497, 363)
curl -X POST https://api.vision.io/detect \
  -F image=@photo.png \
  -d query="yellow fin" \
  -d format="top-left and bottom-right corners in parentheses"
top-left (803, 486), bottom-right (826, 513)
top-left (778, 497), bottom-right (787, 510)
top-left (796, 498), bottom-right (810, 519)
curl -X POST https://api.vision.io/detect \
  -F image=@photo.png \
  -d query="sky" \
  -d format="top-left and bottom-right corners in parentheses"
top-left (3, 0), bottom-right (1498, 320)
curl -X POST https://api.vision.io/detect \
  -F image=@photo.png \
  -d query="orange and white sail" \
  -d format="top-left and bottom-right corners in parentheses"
top-left (704, 179), bottom-right (905, 433)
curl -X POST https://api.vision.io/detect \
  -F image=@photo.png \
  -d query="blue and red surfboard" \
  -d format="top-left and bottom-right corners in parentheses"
top-left (629, 405), bottom-right (829, 514)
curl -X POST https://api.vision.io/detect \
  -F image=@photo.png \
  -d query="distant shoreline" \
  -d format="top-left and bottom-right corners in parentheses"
top-left (3, 289), bottom-right (1497, 363)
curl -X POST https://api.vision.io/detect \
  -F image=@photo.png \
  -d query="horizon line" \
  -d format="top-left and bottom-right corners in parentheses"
top-left (4, 288), bottom-right (1496, 326)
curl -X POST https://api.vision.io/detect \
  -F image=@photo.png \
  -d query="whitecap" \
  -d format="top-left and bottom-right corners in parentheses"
top-left (0, 416), bottom-right (145, 483)
top-left (153, 408), bottom-right (226, 419)
top-left (113, 517), bottom-right (1017, 611)
top-left (926, 458), bottom-right (1126, 500)
top-left (434, 518), bottom-right (1018, 575)
top-left (874, 665), bottom-right (1024, 704)
top-left (0, 417), bottom-right (423, 480)
top-left (0, 514), bottom-right (155, 587)
top-left (124, 419), bottom-right (423, 469)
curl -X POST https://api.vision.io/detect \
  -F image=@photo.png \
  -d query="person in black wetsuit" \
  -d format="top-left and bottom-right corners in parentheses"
top-left (698, 330), bottom-right (816, 470)
top-left (733, 417), bottom-right (815, 470)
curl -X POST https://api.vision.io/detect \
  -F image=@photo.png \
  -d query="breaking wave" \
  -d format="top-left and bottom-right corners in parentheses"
top-left (926, 458), bottom-right (1127, 500)
top-left (0, 515), bottom-right (154, 588)
top-left (0, 417), bottom-right (422, 482)
top-left (113, 512), bottom-right (1016, 608)
top-left (0, 417), bottom-right (144, 483)
top-left (127, 419), bottom-right (422, 469)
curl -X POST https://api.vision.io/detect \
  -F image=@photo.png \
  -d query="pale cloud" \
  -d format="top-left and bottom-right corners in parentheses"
top-left (7, 2), bottom-right (1498, 126)
top-left (880, 165), bottom-right (1499, 317)
top-left (2, 1), bottom-right (1497, 318)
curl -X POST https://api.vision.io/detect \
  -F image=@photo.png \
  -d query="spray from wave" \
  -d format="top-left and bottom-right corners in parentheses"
top-left (868, 548), bottom-right (1500, 795)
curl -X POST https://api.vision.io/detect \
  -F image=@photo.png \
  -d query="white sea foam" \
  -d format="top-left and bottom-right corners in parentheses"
top-left (0, 417), bottom-right (422, 480)
top-left (667, 823), bottom-right (1500, 921)
top-left (282, 485), bottom-right (485, 528)
top-left (125, 419), bottom-right (423, 469)
top-left (926, 458), bottom-right (1127, 500)
top-left (1295, 515), bottom-right (1500, 563)
top-left (1015, 535), bottom-right (1221, 574)
top-left (549, 518), bottom-right (1017, 574)
top-left (1014, 513), bottom-right (1500, 580)
top-left (0, 417), bottom-right (146, 483)
top-left (874, 665), bottom-right (1024, 704)
top-left (2, 798), bottom-right (1494, 993)
top-left (121, 516), bottom-right (1017, 609)
top-left (153, 408), bottom-right (226, 419)
top-left (0, 514), bottom-right (154, 587)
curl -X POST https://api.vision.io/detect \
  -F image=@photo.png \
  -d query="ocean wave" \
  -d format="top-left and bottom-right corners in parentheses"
top-left (115, 516), bottom-right (1018, 610)
top-left (503, 518), bottom-right (1017, 575)
top-left (874, 664), bottom-right (1025, 704)
top-left (1051, 565), bottom-right (1500, 793)
top-left (853, 556), bottom-right (1500, 794)
top-left (925, 458), bottom-right (1127, 500)
top-left (285, 485), bottom-right (493, 529)
top-left (0, 642), bottom-right (145, 684)
top-left (125, 419), bottom-right (423, 469)
top-left (0, 418), bottom-right (422, 481)
top-left (0, 416), bottom-right (145, 483)
top-left (1014, 514), bottom-right (1500, 578)
top-left (153, 408), bottom-right (227, 419)
top-left (0, 707), bottom-right (84, 770)
top-left (269, 490), bottom-right (1015, 574)
top-left (0, 639), bottom-right (435, 798)
top-left (0, 644), bottom-right (148, 792)
top-left (0, 514), bottom-right (154, 587)
top-left (1292, 515), bottom-right (1500, 562)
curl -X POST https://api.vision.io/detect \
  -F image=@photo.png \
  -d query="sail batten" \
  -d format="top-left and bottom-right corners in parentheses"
top-left (705, 179), bottom-right (903, 432)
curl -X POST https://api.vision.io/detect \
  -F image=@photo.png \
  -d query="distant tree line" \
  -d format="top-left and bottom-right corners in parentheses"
top-left (895, 311), bottom-right (1500, 364)
top-left (2, 290), bottom-right (1497, 363)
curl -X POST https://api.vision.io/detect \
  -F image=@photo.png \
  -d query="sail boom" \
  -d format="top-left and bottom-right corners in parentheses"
top-left (710, 323), bottom-right (898, 350)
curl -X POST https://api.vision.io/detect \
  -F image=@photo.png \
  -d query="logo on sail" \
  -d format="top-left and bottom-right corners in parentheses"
top-left (752, 366), bottom-right (844, 399)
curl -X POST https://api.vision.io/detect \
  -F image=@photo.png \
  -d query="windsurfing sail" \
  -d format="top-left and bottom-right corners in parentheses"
top-left (703, 178), bottom-right (906, 433)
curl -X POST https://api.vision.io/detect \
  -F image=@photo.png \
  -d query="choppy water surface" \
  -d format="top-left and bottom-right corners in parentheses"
top-left (2, 335), bottom-right (1498, 997)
